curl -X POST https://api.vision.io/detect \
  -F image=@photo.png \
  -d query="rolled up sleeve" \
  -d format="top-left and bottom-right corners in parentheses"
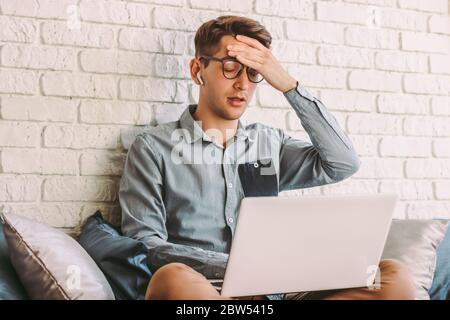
top-left (279, 83), bottom-right (361, 191)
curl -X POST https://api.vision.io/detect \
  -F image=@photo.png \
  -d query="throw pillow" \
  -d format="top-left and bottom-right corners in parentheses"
top-left (78, 211), bottom-right (152, 300)
top-left (1, 212), bottom-right (115, 300)
top-left (0, 221), bottom-right (28, 300)
top-left (381, 219), bottom-right (449, 300)
top-left (429, 220), bottom-right (450, 300)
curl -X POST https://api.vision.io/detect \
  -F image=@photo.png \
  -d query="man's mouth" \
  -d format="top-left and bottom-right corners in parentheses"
top-left (228, 96), bottom-right (246, 101)
top-left (227, 96), bottom-right (246, 107)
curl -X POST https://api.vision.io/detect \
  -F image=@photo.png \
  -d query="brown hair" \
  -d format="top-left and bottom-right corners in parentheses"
top-left (194, 15), bottom-right (272, 68)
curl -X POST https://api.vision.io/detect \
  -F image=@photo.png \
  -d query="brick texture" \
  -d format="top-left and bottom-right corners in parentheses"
top-left (0, 0), bottom-right (449, 229)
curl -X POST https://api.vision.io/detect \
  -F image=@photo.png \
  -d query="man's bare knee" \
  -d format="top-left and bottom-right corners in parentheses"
top-left (378, 259), bottom-right (416, 300)
top-left (145, 263), bottom-right (200, 300)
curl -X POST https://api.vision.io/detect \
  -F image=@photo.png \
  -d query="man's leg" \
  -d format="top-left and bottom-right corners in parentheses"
top-left (288, 259), bottom-right (416, 300)
top-left (145, 263), bottom-right (229, 300)
top-left (145, 263), bottom-right (266, 300)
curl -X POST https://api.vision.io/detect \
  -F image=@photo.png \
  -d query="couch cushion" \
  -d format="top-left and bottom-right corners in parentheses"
top-left (0, 222), bottom-right (28, 300)
top-left (1, 212), bottom-right (115, 300)
top-left (429, 220), bottom-right (450, 300)
top-left (381, 219), bottom-right (449, 300)
top-left (78, 211), bottom-right (152, 300)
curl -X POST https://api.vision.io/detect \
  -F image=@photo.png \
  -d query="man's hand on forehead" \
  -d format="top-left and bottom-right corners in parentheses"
top-left (227, 34), bottom-right (297, 93)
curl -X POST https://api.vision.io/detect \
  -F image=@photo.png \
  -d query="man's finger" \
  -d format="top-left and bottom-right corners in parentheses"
top-left (227, 44), bottom-right (265, 59)
top-left (235, 34), bottom-right (268, 51)
top-left (228, 50), bottom-right (264, 65)
top-left (233, 54), bottom-right (262, 70)
top-left (228, 47), bottom-right (265, 62)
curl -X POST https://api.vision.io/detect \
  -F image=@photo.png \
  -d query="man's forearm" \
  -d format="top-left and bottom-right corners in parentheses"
top-left (283, 83), bottom-right (361, 179)
top-left (280, 84), bottom-right (361, 185)
top-left (280, 77), bottom-right (298, 94)
top-left (144, 237), bottom-right (229, 279)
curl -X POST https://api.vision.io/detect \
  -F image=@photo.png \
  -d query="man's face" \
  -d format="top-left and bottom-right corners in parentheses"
top-left (195, 35), bottom-right (259, 120)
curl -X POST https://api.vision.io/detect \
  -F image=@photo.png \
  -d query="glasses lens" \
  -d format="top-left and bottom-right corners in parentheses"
top-left (223, 60), bottom-right (242, 79)
top-left (222, 60), bottom-right (264, 83)
top-left (247, 68), bottom-right (263, 83)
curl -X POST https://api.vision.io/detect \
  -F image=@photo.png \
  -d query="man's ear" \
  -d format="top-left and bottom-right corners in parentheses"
top-left (190, 58), bottom-right (203, 86)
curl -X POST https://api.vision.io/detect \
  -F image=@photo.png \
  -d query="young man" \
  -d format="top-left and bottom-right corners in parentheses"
top-left (119, 16), bottom-right (415, 300)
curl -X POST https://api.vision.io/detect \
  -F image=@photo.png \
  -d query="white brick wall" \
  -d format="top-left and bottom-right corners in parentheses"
top-left (0, 0), bottom-right (449, 229)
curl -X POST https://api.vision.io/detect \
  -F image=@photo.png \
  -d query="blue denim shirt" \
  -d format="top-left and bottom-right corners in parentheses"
top-left (119, 83), bottom-right (361, 299)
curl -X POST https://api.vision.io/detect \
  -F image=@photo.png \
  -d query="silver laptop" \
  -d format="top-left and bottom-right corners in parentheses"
top-left (220, 193), bottom-right (398, 298)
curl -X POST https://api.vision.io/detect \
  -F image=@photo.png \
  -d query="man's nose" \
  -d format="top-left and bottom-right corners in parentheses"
top-left (234, 68), bottom-right (250, 90)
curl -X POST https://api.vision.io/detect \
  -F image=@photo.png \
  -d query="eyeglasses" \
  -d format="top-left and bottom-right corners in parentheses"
top-left (199, 55), bottom-right (264, 83)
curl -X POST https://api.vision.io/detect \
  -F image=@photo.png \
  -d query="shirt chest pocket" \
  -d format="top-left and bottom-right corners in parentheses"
top-left (237, 158), bottom-right (279, 197)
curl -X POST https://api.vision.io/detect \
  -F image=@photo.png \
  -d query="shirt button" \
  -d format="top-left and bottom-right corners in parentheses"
top-left (228, 217), bottom-right (234, 223)
top-left (215, 272), bottom-right (220, 278)
top-left (228, 182), bottom-right (233, 188)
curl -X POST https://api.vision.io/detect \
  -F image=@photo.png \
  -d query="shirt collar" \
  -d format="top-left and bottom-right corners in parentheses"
top-left (179, 104), bottom-right (250, 144)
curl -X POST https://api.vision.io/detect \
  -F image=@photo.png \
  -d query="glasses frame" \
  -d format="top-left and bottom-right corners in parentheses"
top-left (198, 55), bottom-right (264, 83)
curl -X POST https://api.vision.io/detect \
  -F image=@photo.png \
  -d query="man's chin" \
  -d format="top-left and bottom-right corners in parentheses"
top-left (221, 106), bottom-right (246, 120)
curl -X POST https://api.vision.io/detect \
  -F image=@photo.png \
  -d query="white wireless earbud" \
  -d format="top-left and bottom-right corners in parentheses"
top-left (197, 74), bottom-right (204, 86)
